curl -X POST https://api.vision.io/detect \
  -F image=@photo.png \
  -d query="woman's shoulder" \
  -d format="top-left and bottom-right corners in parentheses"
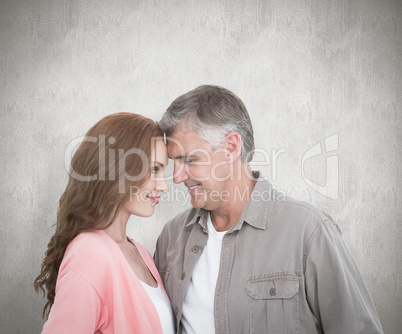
top-left (68, 230), bottom-right (112, 254)
top-left (60, 230), bottom-right (116, 277)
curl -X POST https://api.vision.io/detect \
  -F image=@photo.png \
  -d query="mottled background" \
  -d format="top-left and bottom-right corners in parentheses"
top-left (0, 0), bottom-right (400, 333)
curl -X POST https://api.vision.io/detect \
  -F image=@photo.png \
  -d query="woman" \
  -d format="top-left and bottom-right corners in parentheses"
top-left (34, 113), bottom-right (175, 334)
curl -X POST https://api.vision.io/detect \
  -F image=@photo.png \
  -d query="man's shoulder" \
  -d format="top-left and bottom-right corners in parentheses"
top-left (261, 195), bottom-right (342, 251)
top-left (268, 194), bottom-right (336, 231)
top-left (252, 178), bottom-right (334, 226)
top-left (282, 196), bottom-right (333, 221)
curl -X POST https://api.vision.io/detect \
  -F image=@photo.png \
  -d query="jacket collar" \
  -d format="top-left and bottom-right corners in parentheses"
top-left (185, 172), bottom-right (271, 232)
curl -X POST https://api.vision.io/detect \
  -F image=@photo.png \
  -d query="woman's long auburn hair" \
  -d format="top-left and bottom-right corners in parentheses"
top-left (34, 112), bottom-right (163, 318)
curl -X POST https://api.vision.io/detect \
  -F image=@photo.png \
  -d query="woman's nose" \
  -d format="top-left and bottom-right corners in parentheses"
top-left (156, 176), bottom-right (168, 193)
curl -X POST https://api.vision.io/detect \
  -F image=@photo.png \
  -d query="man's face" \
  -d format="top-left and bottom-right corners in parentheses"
top-left (167, 129), bottom-right (231, 211)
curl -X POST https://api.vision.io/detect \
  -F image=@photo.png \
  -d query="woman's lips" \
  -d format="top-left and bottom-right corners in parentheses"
top-left (148, 196), bottom-right (159, 204)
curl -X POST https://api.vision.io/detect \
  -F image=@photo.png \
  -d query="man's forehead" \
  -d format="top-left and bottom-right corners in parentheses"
top-left (166, 132), bottom-right (212, 159)
top-left (166, 139), bottom-right (187, 159)
top-left (166, 129), bottom-right (197, 147)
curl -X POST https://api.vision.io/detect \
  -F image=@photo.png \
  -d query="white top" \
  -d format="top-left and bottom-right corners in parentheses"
top-left (181, 213), bottom-right (226, 334)
top-left (140, 281), bottom-right (175, 334)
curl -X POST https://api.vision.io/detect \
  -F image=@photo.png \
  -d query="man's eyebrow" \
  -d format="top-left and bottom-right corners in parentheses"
top-left (168, 154), bottom-right (200, 162)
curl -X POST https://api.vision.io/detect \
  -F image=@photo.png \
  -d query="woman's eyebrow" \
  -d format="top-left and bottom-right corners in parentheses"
top-left (153, 161), bottom-right (165, 167)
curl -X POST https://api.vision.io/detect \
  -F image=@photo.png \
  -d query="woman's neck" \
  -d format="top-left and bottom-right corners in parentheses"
top-left (103, 210), bottom-right (130, 244)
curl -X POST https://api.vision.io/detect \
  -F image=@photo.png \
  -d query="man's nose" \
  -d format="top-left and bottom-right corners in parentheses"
top-left (173, 162), bottom-right (188, 184)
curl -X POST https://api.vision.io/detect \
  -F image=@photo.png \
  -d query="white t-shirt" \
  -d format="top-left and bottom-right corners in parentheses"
top-left (140, 281), bottom-right (175, 334)
top-left (181, 213), bottom-right (226, 334)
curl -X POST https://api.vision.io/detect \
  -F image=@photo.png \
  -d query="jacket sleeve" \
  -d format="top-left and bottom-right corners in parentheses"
top-left (304, 219), bottom-right (383, 333)
top-left (42, 271), bottom-right (102, 334)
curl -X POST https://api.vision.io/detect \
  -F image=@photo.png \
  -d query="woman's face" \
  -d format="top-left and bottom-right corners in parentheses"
top-left (123, 139), bottom-right (168, 217)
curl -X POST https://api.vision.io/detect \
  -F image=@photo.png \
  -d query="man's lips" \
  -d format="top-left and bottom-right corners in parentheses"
top-left (186, 185), bottom-right (200, 194)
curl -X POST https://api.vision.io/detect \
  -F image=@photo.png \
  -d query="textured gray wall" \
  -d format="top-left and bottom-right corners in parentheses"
top-left (1, 0), bottom-right (400, 333)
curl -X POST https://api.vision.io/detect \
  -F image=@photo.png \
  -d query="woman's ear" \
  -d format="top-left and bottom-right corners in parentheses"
top-left (225, 132), bottom-right (242, 163)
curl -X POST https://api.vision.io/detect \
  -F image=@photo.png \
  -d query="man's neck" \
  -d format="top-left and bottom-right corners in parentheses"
top-left (210, 166), bottom-right (257, 232)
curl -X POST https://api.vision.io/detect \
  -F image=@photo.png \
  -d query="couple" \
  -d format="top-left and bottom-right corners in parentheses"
top-left (35, 85), bottom-right (383, 333)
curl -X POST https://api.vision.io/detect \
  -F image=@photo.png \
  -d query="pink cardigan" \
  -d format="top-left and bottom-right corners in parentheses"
top-left (42, 230), bottom-right (170, 334)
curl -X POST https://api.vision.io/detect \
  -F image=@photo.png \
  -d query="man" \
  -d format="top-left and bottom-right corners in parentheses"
top-left (154, 85), bottom-right (383, 333)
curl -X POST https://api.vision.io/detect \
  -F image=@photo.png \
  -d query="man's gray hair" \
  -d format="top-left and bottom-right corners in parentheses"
top-left (159, 85), bottom-right (255, 162)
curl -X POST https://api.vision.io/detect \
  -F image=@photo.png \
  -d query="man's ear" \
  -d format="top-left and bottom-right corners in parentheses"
top-left (225, 132), bottom-right (242, 163)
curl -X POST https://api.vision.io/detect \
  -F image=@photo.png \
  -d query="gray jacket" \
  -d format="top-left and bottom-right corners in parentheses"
top-left (154, 177), bottom-right (383, 334)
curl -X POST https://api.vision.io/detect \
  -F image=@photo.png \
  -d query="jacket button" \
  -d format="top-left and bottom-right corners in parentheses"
top-left (191, 246), bottom-right (199, 253)
top-left (269, 287), bottom-right (276, 296)
top-left (181, 272), bottom-right (186, 280)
